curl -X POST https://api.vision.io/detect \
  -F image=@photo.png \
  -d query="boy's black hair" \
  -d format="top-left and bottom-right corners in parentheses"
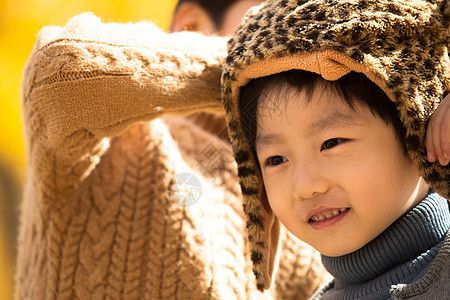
top-left (240, 70), bottom-right (406, 155)
top-left (174, 0), bottom-right (238, 29)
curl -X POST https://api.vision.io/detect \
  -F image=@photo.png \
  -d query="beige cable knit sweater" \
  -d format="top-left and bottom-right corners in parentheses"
top-left (18, 13), bottom-right (329, 299)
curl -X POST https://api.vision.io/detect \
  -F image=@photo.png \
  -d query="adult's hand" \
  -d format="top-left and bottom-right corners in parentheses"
top-left (426, 92), bottom-right (450, 166)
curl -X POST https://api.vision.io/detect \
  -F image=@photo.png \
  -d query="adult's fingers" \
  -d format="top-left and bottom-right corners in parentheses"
top-left (427, 94), bottom-right (450, 166)
top-left (438, 102), bottom-right (450, 165)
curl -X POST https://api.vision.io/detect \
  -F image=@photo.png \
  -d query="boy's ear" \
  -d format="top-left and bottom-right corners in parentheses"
top-left (170, 2), bottom-right (216, 35)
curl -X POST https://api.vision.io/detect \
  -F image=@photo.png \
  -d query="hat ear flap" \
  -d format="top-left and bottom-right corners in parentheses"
top-left (257, 187), bottom-right (282, 290)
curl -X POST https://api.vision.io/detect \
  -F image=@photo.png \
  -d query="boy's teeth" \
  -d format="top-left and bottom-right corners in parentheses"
top-left (310, 208), bottom-right (347, 222)
top-left (314, 215), bottom-right (325, 222)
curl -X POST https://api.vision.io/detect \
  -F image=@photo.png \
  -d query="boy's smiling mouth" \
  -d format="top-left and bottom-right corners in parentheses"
top-left (307, 207), bottom-right (350, 229)
top-left (309, 208), bottom-right (349, 222)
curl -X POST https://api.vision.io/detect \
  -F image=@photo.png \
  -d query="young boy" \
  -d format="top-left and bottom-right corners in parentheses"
top-left (221, 0), bottom-right (450, 299)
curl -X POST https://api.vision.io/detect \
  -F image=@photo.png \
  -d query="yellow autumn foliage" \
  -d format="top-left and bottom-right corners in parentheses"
top-left (0, 1), bottom-right (177, 298)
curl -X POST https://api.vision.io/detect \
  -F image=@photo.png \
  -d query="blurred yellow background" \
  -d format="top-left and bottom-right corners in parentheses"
top-left (0, 0), bottom-right (177, 298)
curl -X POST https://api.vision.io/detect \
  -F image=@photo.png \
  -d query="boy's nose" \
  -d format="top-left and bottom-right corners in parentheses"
top-left (292, 161), bottom-right (329, 200)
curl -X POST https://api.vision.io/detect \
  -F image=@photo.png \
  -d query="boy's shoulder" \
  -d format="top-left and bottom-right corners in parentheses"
top-left (389, 229), bottom-right (450, 299)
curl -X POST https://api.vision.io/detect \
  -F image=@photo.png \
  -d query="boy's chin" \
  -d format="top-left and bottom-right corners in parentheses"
top-left (316, 244), bottom-right (364, 257)
top-left (312, 229), bottom-right (385, 257)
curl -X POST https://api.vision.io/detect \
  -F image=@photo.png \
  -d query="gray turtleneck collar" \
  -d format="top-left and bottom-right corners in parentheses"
top-left (320, 193), bottom-right (450, 299)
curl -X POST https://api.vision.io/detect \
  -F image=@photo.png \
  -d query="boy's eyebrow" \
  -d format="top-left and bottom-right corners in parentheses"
top-left (255, 133), bottom-right (284, 151)
top-left (307, 110), bottom-right (361, 135)
top-left (255, 110), bottom-right (361, 150)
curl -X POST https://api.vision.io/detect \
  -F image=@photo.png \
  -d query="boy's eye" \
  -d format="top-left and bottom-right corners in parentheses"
top-left (265, 156), bottom-right (288, 166)
top-left (321, 138), bottom-right (347, 150)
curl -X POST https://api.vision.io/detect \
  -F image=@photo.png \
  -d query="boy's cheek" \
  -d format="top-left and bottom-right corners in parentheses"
top-left (265, 184), bottom-right (291, 216)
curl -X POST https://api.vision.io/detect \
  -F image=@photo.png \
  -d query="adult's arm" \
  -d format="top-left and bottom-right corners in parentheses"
top-left (22, 13), bottom-right (227, 202)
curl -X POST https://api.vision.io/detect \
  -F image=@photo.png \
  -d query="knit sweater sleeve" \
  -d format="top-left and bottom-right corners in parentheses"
top-left (21, 13), bottom-right (227, 202)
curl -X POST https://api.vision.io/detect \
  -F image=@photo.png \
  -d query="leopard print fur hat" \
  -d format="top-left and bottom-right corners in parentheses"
top-left (221, 0), bottom-right (450, 292)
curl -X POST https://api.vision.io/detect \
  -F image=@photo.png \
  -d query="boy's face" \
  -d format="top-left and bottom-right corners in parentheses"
top-left (255, 83), bottom-right (429, 256)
